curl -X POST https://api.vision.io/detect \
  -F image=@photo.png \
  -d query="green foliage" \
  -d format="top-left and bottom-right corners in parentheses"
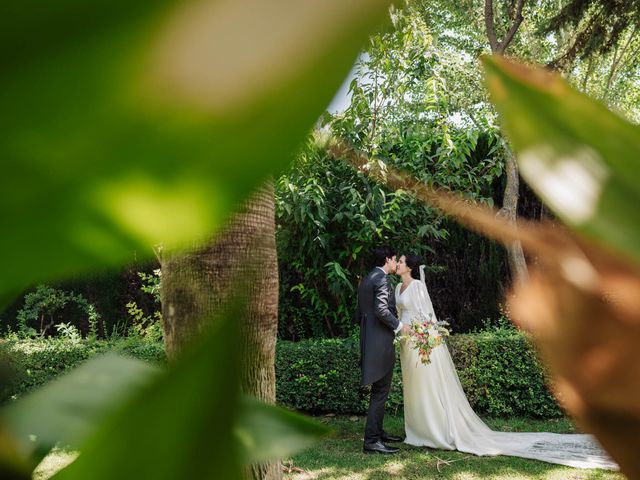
top-left (0, 337), bottom-right (166, 403)
top-left (2, 332), bottom-right (328, 480)
top-left (276, 336), bottom-right (377, 414)
top-left (544, 0), bottom-right (640, 65)
top-left (0, 1), bottom-right (393, 311)
top-left (16, 286), bottom-right (100, 340)
top-left (236, 395), bottom-right (330, 465)
top-left (328, 7), bottom-right (506, 200)
top-left (4, 354), bottom-right (161, 469)
top-left (449, 330), bottom-right (562, 418)
top-left (277, 135), bottom-right (450, 339)
top-left (137, 269), bottom-right (161, 303)
top-left (483, 56), bottom-right (640, 265)
top-left (276, 126), bottom-right (507, 338)
top-left (2, 329), bottom-right (561, 419)
top-left (125, 302), bottom-right (163, 342)
top-left (1, 319), bottom-right (330, 479)
top-left (124, 268), bottom-right (163, 342)
top-left (274, 4), bottom-right (511, 339)
top-left (276, 332), bottom-right (562, 418)
top-left (411, 0), bottom-right (640, 121)
top-left (0, 1), bottom-right (407, 478)
top-left (53, 324), bottom-right (83, 345)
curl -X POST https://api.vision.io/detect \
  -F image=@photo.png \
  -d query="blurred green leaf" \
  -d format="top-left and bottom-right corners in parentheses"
top-left (2, 340), bottom-right (329, 477)
top-left (235, 395), bottom-right (330, 464)
top-left (482, 56), bottom-right (640, 264)
top-left (49, 307), bottom-right (242, 480)
top-left (0, 425), bottom-right (31, 480)
top-left (3, 354), bottom-right (160, 465)
top-left (1, 0), bottom-right (391, 300)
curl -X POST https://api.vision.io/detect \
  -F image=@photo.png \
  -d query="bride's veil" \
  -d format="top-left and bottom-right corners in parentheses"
top-left (419, 264), bottom-right (426, 287)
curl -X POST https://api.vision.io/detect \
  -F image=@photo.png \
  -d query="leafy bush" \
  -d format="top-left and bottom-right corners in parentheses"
top-left (276, 129), bottom-right (509, 340)
top-left (277, 134), bottom-right (489, 339)
top-left (124, 269), bottom-right (163, 342)
top-left (1, 331), bottom-right (561, 418)
top-left (272, 6), bottom-right (511, 340)
top-left (0, 337), bottom-right (166, 403)
top-left (15, 285), bottom-right (101, 339)
top-left (276, 331), bottom-right (563, 418)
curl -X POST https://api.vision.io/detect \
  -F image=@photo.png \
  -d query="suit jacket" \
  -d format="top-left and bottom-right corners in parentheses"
top-left (356, 268), bottom-right (400, 386)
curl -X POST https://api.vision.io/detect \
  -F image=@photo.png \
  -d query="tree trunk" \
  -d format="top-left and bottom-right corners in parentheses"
top-left (497, 148), bottom-right (528, 286)
top-left (484, 0), bottom-right (529, 285)
top-left (160, 180), bottom-right (281, 480)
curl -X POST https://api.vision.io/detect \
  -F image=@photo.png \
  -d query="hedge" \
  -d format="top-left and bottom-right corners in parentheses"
top-left (276, 332), bottom-right (563, 418)
top-left (1, 332), bottom-right (563, 418)
top-left (0, 338), bottom-right (166, 402)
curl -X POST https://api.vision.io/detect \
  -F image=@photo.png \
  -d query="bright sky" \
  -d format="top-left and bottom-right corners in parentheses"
top-left (326, 55), bottom-right (366, 114)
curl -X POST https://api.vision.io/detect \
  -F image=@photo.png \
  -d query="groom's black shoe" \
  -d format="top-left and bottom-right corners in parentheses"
top-left (363, 441), bottom-right (399, 454)
top-left (381, 432), bottom-right (404, 443)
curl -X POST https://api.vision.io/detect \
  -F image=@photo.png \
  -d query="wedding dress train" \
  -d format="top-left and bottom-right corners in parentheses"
top-left (396, 279), bottom-right (617, 470)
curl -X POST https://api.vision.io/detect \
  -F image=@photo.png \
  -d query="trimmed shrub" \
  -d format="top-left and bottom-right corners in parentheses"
top-left (0, 338), bottom-right (166, 403)
top-left (449, 331), bottom-right (562, 417)
top-left (1, 331), bottom-right (562, 418)
top-left (276, 332), bottom-right (563, 418)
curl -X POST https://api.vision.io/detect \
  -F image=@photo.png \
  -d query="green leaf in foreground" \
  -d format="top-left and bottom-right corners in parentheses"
top-left (1, 0), bottom-right (392, 300)
top-left (1, 342), bottom-right (330, 478)
top-left (2, 354), bottom-right (160, 467)
top-left (236, 395), bottom-right (331, 465)
top-left (482, 55), bottom-right (640, 265)
top-left (49, 310), bottom-right (242, 480)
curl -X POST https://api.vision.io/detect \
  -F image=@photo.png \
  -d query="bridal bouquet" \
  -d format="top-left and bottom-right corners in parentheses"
top-left (405, 313), bottom-right (450, 365)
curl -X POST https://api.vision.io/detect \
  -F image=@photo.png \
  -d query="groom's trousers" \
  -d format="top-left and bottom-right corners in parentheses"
top-left (364, 367), bottom-right (393, 444)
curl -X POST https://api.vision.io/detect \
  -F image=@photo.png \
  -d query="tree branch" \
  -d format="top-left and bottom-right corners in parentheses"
top-left (497, 0), bottom-right (525, 54)
top-left (547, 16), bottom-right (597, 71)
top-left (484, 0), bottom-right (499, 53)
top-left (581, 56), bottom-right (594, 92)
top-left (605, 23), bottom-right (639, 97)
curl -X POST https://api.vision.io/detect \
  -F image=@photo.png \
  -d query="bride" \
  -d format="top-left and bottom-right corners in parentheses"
top-left (394, 253), bottom-right (617, 470)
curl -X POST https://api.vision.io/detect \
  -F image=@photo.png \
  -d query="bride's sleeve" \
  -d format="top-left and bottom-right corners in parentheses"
top-left (394, 284), bottom-right (402, 316)
top-left (415, 282), bottom-right (438, 323)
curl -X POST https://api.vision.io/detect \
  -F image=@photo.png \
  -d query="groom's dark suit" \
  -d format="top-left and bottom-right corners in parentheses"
top-left (356, 267), bottom-right (401, 445)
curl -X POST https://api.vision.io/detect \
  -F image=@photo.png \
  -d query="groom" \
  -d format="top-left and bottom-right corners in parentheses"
top-left (356, 246), bottom-right (408, 454)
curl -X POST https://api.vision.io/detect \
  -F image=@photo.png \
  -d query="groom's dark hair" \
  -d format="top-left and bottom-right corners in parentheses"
top-left (371, 246), bottom-right (396, 268)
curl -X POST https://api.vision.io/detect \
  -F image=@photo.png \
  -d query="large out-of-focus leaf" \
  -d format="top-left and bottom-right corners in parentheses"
top-left (0, 0), bottom-right (391, 300)
top-left (1, 339), bottom-right (330, 478)
top-left (235, 395), bottom-right (330, 465)
top-left (49, 307), bottom-right (243, 480)
top-left (2, 354), bottom-right (160, 465)
top-left (0, 425), bottom-right (30, 480)
top-left (482, 56), bottom-right (640, 265)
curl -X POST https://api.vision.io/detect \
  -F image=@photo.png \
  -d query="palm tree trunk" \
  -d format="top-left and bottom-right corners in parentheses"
top-left (160, 180), bottom-right (281, 480)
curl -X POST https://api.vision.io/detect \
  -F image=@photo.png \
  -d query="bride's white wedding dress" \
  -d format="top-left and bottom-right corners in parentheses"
top-left (396, 278), bottom-right (617, 470)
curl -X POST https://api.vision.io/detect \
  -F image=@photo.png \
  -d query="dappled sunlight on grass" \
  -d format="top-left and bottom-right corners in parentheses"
top-left (384, 460), bottom-right (406, 476)
top-left (287, 467), bottom-right (339, 480)
top-left (450, 472), bottom-right (482, 480)
top-left (33, 415), bottom-right (622, 480)
top-left (284, 415), bottom-right (624, 480)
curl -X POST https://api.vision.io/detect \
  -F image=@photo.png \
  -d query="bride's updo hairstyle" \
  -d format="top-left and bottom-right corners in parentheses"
top-left (404, 254), bottom-right (422, 280)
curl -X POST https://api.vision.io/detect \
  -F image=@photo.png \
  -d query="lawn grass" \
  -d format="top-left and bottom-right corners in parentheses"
top-left (34, 414), bottom-right (622, 479)
top-left (282, 414), bottom-right (623, 480)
